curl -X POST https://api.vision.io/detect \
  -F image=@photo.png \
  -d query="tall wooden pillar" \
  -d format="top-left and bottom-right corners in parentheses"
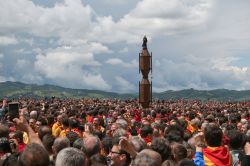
top-left (139, 36), bottom-right (152, 108)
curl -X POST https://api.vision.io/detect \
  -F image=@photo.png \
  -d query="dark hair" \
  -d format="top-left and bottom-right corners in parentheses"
top-left (53, 137), bottom-right (70, 154)
top-left (151, 138), bottom-right (171, 161)
top-left (0, 137), bottom-right (12, 153)
top-left (46, 115), bottom-right (55, 126)
top-left (66, 131), bottom-right (79, 147)
top-left (140, 126), bottom-right (153, 138)
top-left (37, 117), bottom-right (48, 126)
top-left (13, 130), bottom-right (24, 143)
top-left (89, 154), bottom-right (107, 166)
top-left (42, 134), bottom-right (55, 153)
top-left (69, 118), bottom-right (79, 129)
top-left (101, 137), bottom-right (112, 155)
top-left (38, 126), bottom-right (52, 140)
top-left (204, 125), bottom-right (222, 147)
top-left (73, 138), bottom-right (84, 150)
top-left (172, 143), bottom-right (187, 162)
top-left (18, 143), bottom-right (50, 166)
top-left (62, 118), bottom-right (69, 127)
top-left (2, 152), bottom-right (19, 166)
top-left (188, 112), bottom-right (196, 121)
top-left (164, 125), bottom-right (184, 143)
top-left (227, 130), bottom-right (244, 150)
top-left (0, 124), bottom-right (9, 138)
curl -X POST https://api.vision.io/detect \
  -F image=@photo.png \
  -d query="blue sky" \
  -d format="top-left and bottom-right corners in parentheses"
top-left (0, 0), bottom-right (250, 93)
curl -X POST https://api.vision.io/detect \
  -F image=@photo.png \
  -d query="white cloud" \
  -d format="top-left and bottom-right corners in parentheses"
top-left (0, 0), bottom-right (93, 39)
top-left (87, 0), bottom-right (214, 44)
top-left (16, 59), bottom-right (29, 68)
top-left (106, 58), bottom-right (137, 68)
top-left (0, 76), bottom-right (15, 83)
top-left (115, 76), bottom-right (136, 93)
top-left (34, 50), bottom-right (111, 90)
top-left (0, 53), bottom-right (4, 58)
top-left (103, 0), bottom-right (128, 5)
top-left (0, 36), bottom-right (18, 45)
top-left (117, 0), bottom-right (214, 38)
top-left (119, 47), bottom-right (128, 53)
top-left (106, 58), bottom-right (123, 65)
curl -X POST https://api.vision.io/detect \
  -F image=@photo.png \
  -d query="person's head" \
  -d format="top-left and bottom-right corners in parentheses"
top-left (89, 154), bottom-right (107, 166)
top-left (73, 138), bottom-right (84, 150)
top-left (112, 128), bottom-right (128, 138)
top-left (55, 147), bottom-right (85, 166)
top-left (101, 137), bottom-right (113, 155)
top-left (66, 131), bottom-right (79, 147)
top-left (57, 115), bottom-right (63, 124)
top-left (108, 137), bottom-right (131, 166)
top-left (69, 118), bottom-right (79, 129)
top-left (82, 136), bottom-right (100, 158)
top-left (129, 136), bottom-right (147, 152)
top-left (171, 143), bottom-right (187, 162)
top-left (179, 159), bottom-right (196, 166)
top-left (116, 119), bottom-right (128, 130)
top-left (164, 125), bottom-right (184, 143)
top-left (62, 118), bottom-right (69, 129)
top-left (204, 124), bottom-right (223, 147)
top-left (93, 118), bottom-right (99, 126)
top-left (132, 149), bottom-right (162, 166)
top-left (42, 134), bottom-right (55, 154)
top-left (29, 118), bottom-right (36, 131)
top-left (85, 123), bottom-right (93, 133)
top-left (1, 152), bottom-right (19, 165)
top-left (9, 130), bottom-right (23, 144)
top-left (201, 122), bottom-right (209, 132)
top-left (112, 111), bottom-right (118, 119)
top-left (237, 122), bottom-right (243, 131)
top-left (0, 124), bottom-right (9, 138)
top-left (140, 125), bottom-right (153, 138)
top-left (38, 125), bottom-right (52, 140)
top-left (151, 137), bottom-right (171, 161)
top-left (242, 123), bottom-right (250, 133)
top-left (18, 143), bottom-right (49, 166)
top-left (227, 130), bottom-right (244, 150)
top-left (53, 137), bottom-right (70, 155)
top-left (111, 123), bottom-right (119, 135)
top-left (30, 111), bottom-right (38, 120)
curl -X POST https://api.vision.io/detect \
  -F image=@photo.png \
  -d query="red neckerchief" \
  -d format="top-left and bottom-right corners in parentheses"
top-left (143, 136), bottom-right (152, 144)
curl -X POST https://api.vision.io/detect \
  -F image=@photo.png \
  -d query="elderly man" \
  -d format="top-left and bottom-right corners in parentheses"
top-left (108, 137), bottom-right (131, 166)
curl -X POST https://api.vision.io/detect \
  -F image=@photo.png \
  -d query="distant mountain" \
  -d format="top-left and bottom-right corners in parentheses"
top-left (0, 81), bottom-right (136, 99)
top-left (155, 88), bottom-right (250, 101)
top-left (0, 81), bottom-right (250, 101)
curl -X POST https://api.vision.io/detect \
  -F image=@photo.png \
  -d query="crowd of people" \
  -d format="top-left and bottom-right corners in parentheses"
top-left (0, 97), bottom-right (250, 166)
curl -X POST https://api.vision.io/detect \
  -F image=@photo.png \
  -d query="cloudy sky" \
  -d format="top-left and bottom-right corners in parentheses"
top-left (0, 0), bottom-right (250, 93)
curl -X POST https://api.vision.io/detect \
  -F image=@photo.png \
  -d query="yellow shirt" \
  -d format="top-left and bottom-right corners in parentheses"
top-left (52, 122), bottom-right (61, 137)
top-left (59, 128), bottom-right (70, 137)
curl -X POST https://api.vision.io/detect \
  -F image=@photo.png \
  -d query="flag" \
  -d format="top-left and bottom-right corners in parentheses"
top-left (204, 146), bottom-right (232, 166)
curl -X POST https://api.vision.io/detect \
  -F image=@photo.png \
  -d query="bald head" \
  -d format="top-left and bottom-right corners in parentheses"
top-left (132, 149), bottom-right (162, 166)
top-left (53, 137), bottom-right (70, 155)
top-left (30, 111), bottom-right (38, 120)
top-left (83, 136), bottom-right (100, 158)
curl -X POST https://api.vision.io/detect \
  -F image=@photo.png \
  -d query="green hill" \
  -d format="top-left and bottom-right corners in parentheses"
top-left (0, 81), bottom-right (250, 101)
top-left (0, 81), bottom-right (135, 99)
top-left (155, 88), bottom-right (250, 101)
